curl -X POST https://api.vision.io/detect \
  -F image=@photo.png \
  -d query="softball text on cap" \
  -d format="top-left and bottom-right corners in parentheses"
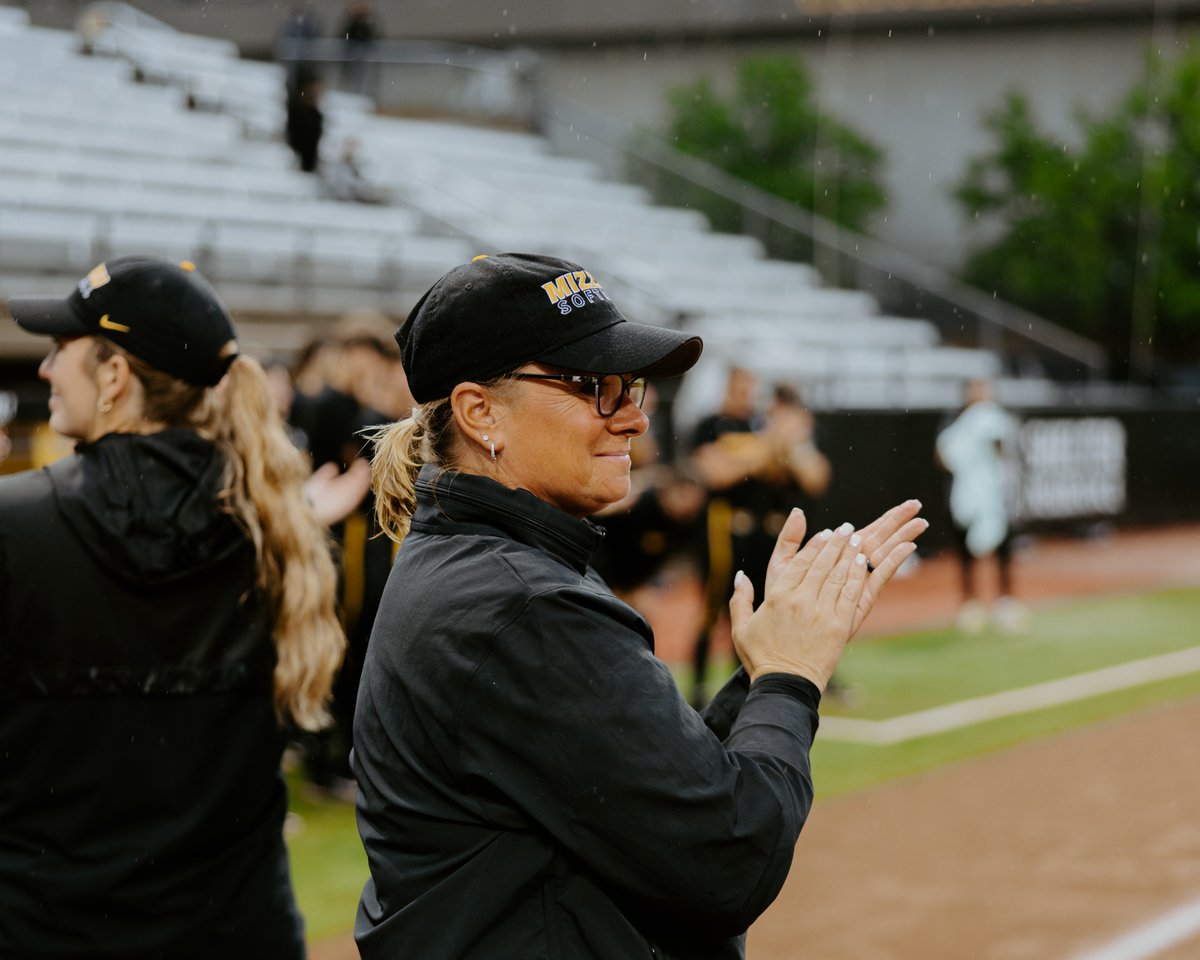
top-left (540, 270), bottom-right (612, 315)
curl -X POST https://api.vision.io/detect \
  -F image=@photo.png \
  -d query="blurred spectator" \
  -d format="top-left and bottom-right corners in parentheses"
top-left (592, 382), bottom-right (698, 589)
top-left (291, 333), bottom-right (335, 399)
top-left (288, 309), bottom-right (412, 798)
top-left (688, 368), bottom-right (831, 705)
top-left (279, 0), bottom-right (323, 98)
top-left (936, 378), bottom-right (1026, 633)
top-left (340, 0), bottom-right (381, 97)
top-left (260, 354), bottom-right (311, 452)
top-left (290, 309), bottom-right (407, 469)
top-left (0, 390), bottom-right (14, 467)
top-left (285, 69), bottom-right (324, 173)
top-left (263, 357), bottom-right (295, 420)
top-left (592, 466), bottom-right (707, 599)
top-left (322, 137), bottom-right (390, 205)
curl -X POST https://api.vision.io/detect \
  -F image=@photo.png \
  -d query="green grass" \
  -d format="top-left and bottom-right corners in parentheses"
top-left (285, 770), bottom-right (366, 942)
top-left (288, 587), bottom-right (1200, 942)
top-left (812, 669), bottom-right (1200, 799)
top-left (825, 588), bottom-right (1200, 719)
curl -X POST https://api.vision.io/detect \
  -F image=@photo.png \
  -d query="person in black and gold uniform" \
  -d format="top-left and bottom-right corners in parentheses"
top-left (690, 370), bottom-right (831, 705)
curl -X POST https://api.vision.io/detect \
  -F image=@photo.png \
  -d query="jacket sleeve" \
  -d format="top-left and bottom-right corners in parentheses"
top-left (699, 666), bottom-right (751, 740)
top-left (456, 585), bottom-right (820, 937)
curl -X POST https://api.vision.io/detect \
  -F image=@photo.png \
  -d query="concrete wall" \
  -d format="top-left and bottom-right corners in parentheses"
top-left (534, 20), bottom-right (1187, 270)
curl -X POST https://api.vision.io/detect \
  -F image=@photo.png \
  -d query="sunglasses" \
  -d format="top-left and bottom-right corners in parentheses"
top-left (511, 373), bottom-right (648, 418)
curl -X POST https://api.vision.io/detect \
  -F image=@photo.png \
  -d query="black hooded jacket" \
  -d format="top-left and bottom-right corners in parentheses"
top-left (0, 431), bottom-right (304, 959)
top-left (352, 467), bottom-right (821, 959)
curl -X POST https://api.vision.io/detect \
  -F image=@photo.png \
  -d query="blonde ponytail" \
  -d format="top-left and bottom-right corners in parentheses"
top-left (367, 417), bottom-right (423, 545)
top-left (366, 397), bottom-right (455, 546)
top-left (216, 356), bottom-right (344, 732)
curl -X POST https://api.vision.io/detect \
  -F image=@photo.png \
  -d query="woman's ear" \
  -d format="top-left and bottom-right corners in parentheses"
top-left (449, 381), bottom-right (504, 457)
top-left (94, 349), bottom-right (133, 406)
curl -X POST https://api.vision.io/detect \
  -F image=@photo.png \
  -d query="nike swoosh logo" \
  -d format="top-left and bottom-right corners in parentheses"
top-left (98, 315), bottom-right (131, 333)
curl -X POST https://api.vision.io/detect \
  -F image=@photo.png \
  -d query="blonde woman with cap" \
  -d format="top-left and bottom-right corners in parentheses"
top-left (352, 253), bottom-right (928, 958)
top-left (0, 257), bottom-right (344, 958)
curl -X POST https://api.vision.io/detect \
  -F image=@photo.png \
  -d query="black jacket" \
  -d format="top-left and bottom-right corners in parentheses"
top-left (0, 431), bottom-right (304, 959)
top-left (352, 467), bottom-right (821, 959)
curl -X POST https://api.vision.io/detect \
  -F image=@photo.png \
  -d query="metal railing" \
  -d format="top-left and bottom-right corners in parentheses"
top-left (533, 95), bottom-right (1110, 382)
top-left (274, 37), bottom-right (542, 123)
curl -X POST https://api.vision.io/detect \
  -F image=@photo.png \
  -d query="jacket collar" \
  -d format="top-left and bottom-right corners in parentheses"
top-left (411, 465), bottom-right (604, 574)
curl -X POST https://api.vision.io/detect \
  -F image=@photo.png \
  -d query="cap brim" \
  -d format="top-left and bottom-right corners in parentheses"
top-left (8, 297), bottom-right (90, 338)
top-left (538, 321), bottom-right (703, 378)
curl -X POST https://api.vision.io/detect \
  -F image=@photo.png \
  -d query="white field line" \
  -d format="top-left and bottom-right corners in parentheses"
top-left (1066, 895), bottom-right (1200, 960)
top-left (819, 646), bottom-right (1200, 745)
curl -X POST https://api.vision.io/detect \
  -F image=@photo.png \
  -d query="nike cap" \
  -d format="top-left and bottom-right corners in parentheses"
top-left (9, 256), bottom-right (238, 387)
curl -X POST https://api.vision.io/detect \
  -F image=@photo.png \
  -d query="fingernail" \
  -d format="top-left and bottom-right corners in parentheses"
top-left (819, 529), bottom-right (832, 540)
top-left (791, 507), bottom-right (804, 516)
top-left (855, 552), bottom-right (867, 565)
top-left (734, 570), bottom-right (747, 588)
top-left (912, 499), bottom-right (923, 509)
top-left (837, 522), bottom-right (853, 535)
top-left (850, 533), bottom-right (862, 548)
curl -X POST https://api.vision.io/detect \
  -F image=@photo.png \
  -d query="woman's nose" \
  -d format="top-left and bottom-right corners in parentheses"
top-left (609, 392), bottom-right (649, 436)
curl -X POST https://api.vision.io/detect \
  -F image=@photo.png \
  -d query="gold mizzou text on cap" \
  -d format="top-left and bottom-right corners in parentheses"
top-left (540, 271), bottom-right (610, 315)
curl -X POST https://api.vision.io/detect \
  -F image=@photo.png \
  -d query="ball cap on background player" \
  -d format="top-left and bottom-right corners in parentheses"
top-left (397, 252), bottom-right (703, 403)
top-left (8, 256), bottom-right (238, 387)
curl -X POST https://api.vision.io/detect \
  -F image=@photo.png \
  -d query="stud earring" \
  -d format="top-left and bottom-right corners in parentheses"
top-left (97, 398), bottom-right (114, 414)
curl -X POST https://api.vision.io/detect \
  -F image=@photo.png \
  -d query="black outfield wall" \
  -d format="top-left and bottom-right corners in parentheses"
top-left (803, 406), bottom-right (1200, 549)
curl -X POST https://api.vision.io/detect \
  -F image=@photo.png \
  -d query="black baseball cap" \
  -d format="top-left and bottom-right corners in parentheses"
top-left (8, 256), bottom-right (238, 387)
top-left (397, 253), bottom-right (703, 403)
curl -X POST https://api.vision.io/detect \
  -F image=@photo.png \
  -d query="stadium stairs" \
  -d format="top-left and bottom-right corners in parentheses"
top-left (0, 3), bottom-right (1005, 412)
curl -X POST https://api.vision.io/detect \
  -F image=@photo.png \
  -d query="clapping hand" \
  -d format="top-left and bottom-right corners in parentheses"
top-left (729, 501), bottom-right (927, 691)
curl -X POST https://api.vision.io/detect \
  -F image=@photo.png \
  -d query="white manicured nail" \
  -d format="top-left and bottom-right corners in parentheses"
top-left (855, 552), bottom-right (867, 566)
top-left (734, 570), bottom-right (747, 588)
top-left (850, 534), bottom-right (862, 548)
top-left (837, 522), bottom-right (853, 535)
top-left (819, 529), bottom-right (832, 540)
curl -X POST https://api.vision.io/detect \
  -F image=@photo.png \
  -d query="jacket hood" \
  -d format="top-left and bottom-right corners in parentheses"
top-left (49, 430), bottom-right (248, 586)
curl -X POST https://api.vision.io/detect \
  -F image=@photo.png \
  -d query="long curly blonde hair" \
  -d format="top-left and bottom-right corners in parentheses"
top-left (93, 337), bottom-right (344, 732)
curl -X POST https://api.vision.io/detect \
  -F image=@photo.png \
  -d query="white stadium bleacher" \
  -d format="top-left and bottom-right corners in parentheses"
top-left (0, 3), bottom-right (1007, 410)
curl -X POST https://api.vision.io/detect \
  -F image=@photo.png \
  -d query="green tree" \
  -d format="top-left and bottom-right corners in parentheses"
top-left (666, 55), bottom-right (886, 232)
top-left (956, 56), bottom-right (1200, 380)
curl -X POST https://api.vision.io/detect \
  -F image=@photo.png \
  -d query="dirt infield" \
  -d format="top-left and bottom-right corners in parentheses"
top-left (310, 523), bottom-right (1200, 959)
top-left (751, 694), bottom-right (1200, 960)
